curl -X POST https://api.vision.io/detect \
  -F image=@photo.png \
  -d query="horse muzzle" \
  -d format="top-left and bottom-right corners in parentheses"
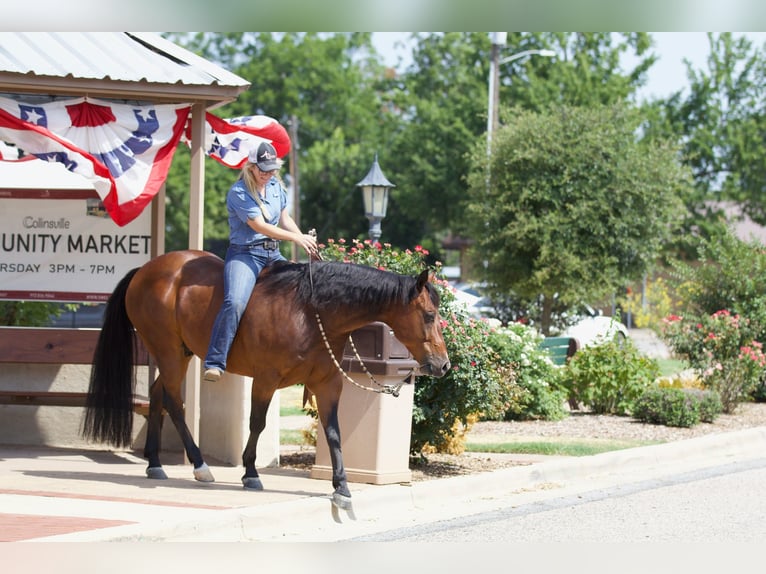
top-left (417, 357), bottom-right (451, 378)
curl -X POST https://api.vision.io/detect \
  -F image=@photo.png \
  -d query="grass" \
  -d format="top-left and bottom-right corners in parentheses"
top-left (465, 438), bottom-right (660, 457)
top-left (279, 384), bottom-right (313, 445)
top-left (656, 358), bottom-right (689, 377)
top-left (279, 384), bottom-right (307, 417)
top-left (280, 429), bottom-right (308, 445)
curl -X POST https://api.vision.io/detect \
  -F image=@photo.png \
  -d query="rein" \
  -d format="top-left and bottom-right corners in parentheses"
top-left (307, 230), bottom-right (408, 397)
top-left (313, 311), bottom-right (409, 397)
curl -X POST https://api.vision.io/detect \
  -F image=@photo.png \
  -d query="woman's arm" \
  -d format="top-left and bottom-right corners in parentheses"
top-left (247, 210), bottom-right (317, 256)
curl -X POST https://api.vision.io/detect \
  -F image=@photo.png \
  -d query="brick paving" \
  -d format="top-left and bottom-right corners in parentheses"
top-left (1, 513), bottom-right (134, 542)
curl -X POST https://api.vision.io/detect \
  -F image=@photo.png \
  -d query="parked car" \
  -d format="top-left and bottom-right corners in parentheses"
top-left (451, 284), bottom-right (628, 346)
top-left (558, 305), bottom-right (629, 348)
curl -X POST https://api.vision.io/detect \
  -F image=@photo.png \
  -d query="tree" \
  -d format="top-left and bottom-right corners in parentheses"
top-left (160, 32), bottom-right (662, 259)
top-left (644, 33), bottom-right (766, 253)
top-left (465, 103), bottom-right (691, 334)
top-left (387, 32), bottom-right (656, 259)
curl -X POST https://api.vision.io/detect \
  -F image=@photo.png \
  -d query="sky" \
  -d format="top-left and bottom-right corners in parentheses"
top-left (372, 32), bottom-right (766, 101)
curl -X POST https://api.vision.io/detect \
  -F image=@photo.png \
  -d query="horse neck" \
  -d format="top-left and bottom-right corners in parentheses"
top-left (315, 304), bottom-right (399, 339)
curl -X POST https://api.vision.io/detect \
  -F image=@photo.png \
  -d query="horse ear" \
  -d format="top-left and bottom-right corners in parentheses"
top-left (416, 269), bottom-right (430, 292)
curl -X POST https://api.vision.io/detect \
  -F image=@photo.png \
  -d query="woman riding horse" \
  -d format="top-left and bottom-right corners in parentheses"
top-left (83, 252), bottom-right (450, 509)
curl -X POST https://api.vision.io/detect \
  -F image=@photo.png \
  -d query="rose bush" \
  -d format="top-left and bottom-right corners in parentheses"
top-left (661, 309), bottom-right (766, 412)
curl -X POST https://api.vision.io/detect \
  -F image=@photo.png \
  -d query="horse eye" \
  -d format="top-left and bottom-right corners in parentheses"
top-left (424, 311), bottom-right (436, 324)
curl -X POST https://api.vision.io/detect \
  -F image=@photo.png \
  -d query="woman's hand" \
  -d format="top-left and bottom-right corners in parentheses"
top-left (297, 232), bottom-right (318, 257)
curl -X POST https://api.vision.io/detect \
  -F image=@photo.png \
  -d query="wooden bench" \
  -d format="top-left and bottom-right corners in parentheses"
top-left (539, 336), bottom-right (580, 366)
top-left (0, 326), bottom-right (152, 415)
top-left (0, 391), bottom-right (151, 415)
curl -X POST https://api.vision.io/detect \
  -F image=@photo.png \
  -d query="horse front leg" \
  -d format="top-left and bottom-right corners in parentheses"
top-left (318, 398), bottom-right (351, 509)
top-left (241, 396), bottom-right (271, 490)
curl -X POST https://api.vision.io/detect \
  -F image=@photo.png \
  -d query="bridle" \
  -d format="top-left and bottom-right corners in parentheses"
top-left (307, 229), bottom-right (410, 397)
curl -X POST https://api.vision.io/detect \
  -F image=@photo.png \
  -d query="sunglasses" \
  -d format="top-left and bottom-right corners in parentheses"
top-left (254, 165), bottom-right (276, 175)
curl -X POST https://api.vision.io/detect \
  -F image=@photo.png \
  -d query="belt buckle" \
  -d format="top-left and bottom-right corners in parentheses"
top-left (263, 240), bottom-right (278, 250)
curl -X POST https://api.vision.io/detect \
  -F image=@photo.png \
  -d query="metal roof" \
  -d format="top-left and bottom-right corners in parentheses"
top-left (0, 32), bottom-right (250, 105)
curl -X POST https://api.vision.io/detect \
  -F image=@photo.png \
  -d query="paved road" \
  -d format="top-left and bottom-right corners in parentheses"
top-left (351, 458), bottom-right (766, 542)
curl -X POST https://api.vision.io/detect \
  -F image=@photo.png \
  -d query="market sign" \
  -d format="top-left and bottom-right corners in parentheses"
top-left (0, 162), bottom-right (151, 302)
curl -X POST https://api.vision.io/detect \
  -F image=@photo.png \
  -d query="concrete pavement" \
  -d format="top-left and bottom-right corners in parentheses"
top-left (2, 423), bottom-right (766, 542)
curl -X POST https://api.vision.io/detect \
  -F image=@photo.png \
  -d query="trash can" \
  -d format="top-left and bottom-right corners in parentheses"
top-left (310, 321), bottom-right (419, 485)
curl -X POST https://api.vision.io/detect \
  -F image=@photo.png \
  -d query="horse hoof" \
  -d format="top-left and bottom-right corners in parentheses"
top-left (193, 463), bottom-right (215, 483)
top-left (242, 476), bottom-right (264, 491)
top-left (146, 466), bottom-right (168, 480)
top-left (332, 492), bottom-right (352, 510)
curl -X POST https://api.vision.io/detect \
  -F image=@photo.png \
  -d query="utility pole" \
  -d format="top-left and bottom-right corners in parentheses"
top-left (486, 32), bottom-right (505, 159)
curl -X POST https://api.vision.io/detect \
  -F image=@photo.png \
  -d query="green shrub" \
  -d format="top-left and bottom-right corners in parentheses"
top-left (0, 301), bottom-right (69, 326)
top-left (661, 310), bottom-right (766, 412)
top-left (669, 229), bottom-right (766, 344)
top-left (561, 338), bottom-right (660, 415)
top-left (633, 387), bottom-right (722, 427)
top-left (487, 323), bottom-right (568, 421)
top-left (696, 389), bottom-right (724, 423)
top-left (752, 377), bottom-right (766, 403)
top-left (666, 229), bottom-right (766, 408)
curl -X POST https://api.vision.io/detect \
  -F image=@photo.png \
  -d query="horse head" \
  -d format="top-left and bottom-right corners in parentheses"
top-left (386, 269), bottom-right (451, 378)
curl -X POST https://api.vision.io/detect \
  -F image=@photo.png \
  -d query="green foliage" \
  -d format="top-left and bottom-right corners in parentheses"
top-left (465, 103), bottom-right (690, 334)
top-left (0, 301), bottom-right (67, 327)
top-left (651, 34), bottom-right (766, 226)
top-left (669, 229), bottom-right (766, 344)
top-left (486, 324), bottom-right (569, 421)
top-left (561, 338), bottom-right (661, 415)
top-left (411, 312), bottom-right (513, 454)
top-left (319, 237), bottom-right (438, 275)
top-left (662, 230), bottom-right (766, 410)
top-left (633, 387), bottom-right (723, 427)
top-left (164, 32), bottom-right (662, 262)
top-left (318, 238), bottom-right (512, 455)
top-left (661, 310), bottom-right (766, 413)
top-left (621, 277), bottom-right (675, 331)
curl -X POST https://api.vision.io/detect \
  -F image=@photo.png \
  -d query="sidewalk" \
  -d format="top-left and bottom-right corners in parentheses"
top-left (628, 327), bottom-right (671, 359)
top-left (2, 422), bottom-right (766, 543)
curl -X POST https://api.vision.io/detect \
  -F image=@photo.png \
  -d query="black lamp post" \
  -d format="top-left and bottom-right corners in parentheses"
top-left (356, 154), bottom-right (395, 242)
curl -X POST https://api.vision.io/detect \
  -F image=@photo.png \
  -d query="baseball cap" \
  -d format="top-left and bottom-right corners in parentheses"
top-left (248, 141), bottom-right (280, 171)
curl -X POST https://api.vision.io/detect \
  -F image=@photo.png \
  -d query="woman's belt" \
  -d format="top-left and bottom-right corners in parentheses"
top-left (249, 239), bottom-right (280, 250)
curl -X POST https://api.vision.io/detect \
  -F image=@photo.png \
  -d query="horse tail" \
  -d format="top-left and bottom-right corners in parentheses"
top-left (81, 267), bottom-right (141, 448)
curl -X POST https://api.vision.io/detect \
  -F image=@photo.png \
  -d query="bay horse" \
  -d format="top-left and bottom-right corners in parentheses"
top-left (81, 249), bottom-right (450, 508)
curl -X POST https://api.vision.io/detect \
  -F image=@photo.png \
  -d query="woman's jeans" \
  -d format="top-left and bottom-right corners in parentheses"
top-left (204, 243), bottom-right (285, 371)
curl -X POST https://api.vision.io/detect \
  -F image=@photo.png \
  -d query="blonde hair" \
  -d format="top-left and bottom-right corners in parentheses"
top-left (240, 160), bottom-right (284, 221)
top-left (240, 159), bottom-right (284, 189)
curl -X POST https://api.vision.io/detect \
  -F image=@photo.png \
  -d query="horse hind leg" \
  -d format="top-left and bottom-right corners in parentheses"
top-left (163, 379), bottom-right (214, 483)
top-left (144, 372), bottom-right (168, 479)
top-left (144, 351), bottom-right (214, 483)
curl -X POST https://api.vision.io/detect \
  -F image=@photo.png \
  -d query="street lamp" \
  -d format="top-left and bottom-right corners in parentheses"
top-left (487, 32), bottom-right (555, 156)
top-left (356, 154), bottom-right (395, 242)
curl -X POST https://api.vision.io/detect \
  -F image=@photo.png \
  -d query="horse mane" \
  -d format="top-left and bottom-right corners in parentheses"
top-left (258, 260), bottom-right (436, 313)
